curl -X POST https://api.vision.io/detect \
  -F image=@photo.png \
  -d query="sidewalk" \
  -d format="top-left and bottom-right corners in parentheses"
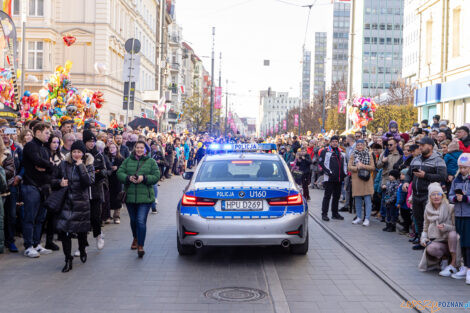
top-left (309, 189), bottom-right (469, 312)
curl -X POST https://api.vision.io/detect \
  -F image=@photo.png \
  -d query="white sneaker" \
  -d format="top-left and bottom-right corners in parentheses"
top-left (73, 250), bottom-right (81, 257)
top-left (24, 247), bottom-right (40, 258)
top-left (35, 244), bottom-right (52, 255)
top-left (151, 209), bottom-right (158, 214)
top-left (439, 265), bottom-right (457, 277)
top-left (451, 266), bottom-right (468, 279)
top-left (466, 271), bottom-right (470, 285)
top-left (352, 217), bottom-right (362, 225)
top-left (156, 199), bottom-right (159, 204)
top-left (440, 259), bottom-right (449, 271)
top-left (362, 219), bottom-right (370, 227)
top-left (96, 234), bottom-right (105, 250)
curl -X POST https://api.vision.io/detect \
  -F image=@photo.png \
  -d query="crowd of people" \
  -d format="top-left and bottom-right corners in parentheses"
top-left (0, 118), bottom-right (198, 272)
top-left (263, 116), bottom-right (470, 286)
top-left (1, 114), bottom-right (469, 285)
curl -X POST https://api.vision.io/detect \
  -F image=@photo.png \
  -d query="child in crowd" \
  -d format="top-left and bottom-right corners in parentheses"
top-left (382, 169), bottom-right (400, 232)
top-left (449, 153), bottom-right (470, 284)
top-left (397, 169), bottom-right (412, 235)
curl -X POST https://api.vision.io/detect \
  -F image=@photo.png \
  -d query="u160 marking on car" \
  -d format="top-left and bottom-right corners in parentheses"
top-left (250, 191), bottom-right (266, 198)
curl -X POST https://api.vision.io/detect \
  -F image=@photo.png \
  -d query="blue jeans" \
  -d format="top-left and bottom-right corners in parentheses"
top-left (4, 185), bottom-right (18, 244)
top-left (151, 184), bottom-right (158, 210)
top-left (22, 185), bottom-right (46, 249)
top-left (354, 195), bottom-right (372, 220)
top-left (126, 203), bottom-right (151, 246)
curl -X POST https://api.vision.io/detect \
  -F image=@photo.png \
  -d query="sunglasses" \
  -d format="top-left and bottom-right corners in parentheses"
top-left (387, 144), bottom-right (394, 147)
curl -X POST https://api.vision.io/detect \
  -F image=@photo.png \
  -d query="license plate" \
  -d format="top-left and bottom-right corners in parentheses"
top-left (224, 200), bottom-right (263, 210)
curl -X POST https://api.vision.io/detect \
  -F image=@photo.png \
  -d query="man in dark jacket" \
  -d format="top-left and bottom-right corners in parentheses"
top-left (319, 136), bottom-right (347, 221)
top-left (22, 122), bottom-right (53, 258)
top-left (84, 130), bottom-right (106, 251)
top-left (291, 136), bottom-right (301, 155)
top-left (403, 136), bottom-right (447, 250)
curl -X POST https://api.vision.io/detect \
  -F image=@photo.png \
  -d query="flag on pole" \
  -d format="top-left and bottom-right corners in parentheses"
top-left (282, 120), bottom-right (286, 130)
top-left (294, 114), bottom-right (299, 127)
top-left (338, 91), bottom-right (347, 113)
top-left (214, 87), bottom-right (222, 109)
top-left (275, 124), bottom-right (278, 133)
top-left (2, 0), bottom-right (11, 16)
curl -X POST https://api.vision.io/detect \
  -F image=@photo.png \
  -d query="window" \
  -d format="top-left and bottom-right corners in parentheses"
top-left (371, 37), bottom-right (377, 44)
top-left (378, 67), bottom-right (384, 74)
top-left (395, 24), bottom-right (401, 30)
top-left (13, 0), bottom-right (20, 15)
top-left (372, 23), bottom-right (378, 30)
top-left (364, 37), bottom-right (370, 44)
top-left (426, 20), bottom-right (432, 64)
top-left (365, 23), bottom-right (370, 30)
top-left (452, 8), bottom-right (461, 57)
top-left (386, 37), bottom-right (392, 45)
top-left (379, 38), bottom-right (385, 45)
top-left (363, 83), bottom-right (369, 88)
top-left (394, 38), bottom-right (401, 45)
top-left (196, 160), bottom-right (288, 182)
top-left (387, 24), bottom-right (392, 30)
top-left (380, 24), bottom-right (385, 30)
top-left (29, 0), bottom-right (44, 16)
top-left (27, 41), bottom-right (43, 70)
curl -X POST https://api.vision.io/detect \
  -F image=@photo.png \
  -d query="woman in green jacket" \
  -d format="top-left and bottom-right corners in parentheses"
top-left (117, 141), bottom-right (160, 257)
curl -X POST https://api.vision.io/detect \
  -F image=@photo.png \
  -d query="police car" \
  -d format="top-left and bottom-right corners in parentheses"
top-left (177, 143), bottom-right (309, 255)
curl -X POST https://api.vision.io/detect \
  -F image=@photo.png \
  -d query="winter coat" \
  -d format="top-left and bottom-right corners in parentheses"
top-left (449, 174), bottom-right (470, 217)
top-left (374, 169), bottom-right (383, 193)
top-left (381, 120), bottom-right (401, 143)
top-left (405, 152), bottom-right (447, 202)
top-left (0, 152), bottom-right (15, 187)
top-left (52, 153), bottom-right (95, 233)
top-left (348, 151), bottom-right (376, 197)
top-left (87, 147), bottom-right (110, 202)
top-left (383, 180), bottom-right (399, 206)
top-left (117, 153), bottom-right (160, 204)
top-left (107, 154), bottom-right (123, 210)
top-left (377, 149), bottom-right (401, 186)
top-left (319, 146), bottom-right (347, 183)
top-left (396, 183), bottom-right (409, 210)
top-left (295, 153), bottom-right (312, 174)
top-left (459, 136), bottom-right (470, 153)
top-left (22, 137), bottom-right (53, 187)
top-left (119, 144), bottom-right (130, 159)
top-left (9, 142), bottom-right (23, 178)
top-left (444, 151), bottom-right (462, 177)
top-left (393, 155), bottom-right (413, 171)
top-left (0, 167), bottom-right (6, 253)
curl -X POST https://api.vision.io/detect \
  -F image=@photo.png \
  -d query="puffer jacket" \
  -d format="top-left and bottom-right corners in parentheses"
top-left (0, 152), bottom-right (15, 186)
top-left (52, 153), bottom-right (95, 233)
top-left (117, 153), bottom-right (160, 204)
top-left (405, 152), bottom-right (447, 201)
top-left (444, 151), bottom-right (462, 177)
top-left (319, 146), bottom-right (347, 182)
top-left (449, 173), bottom-right (470, 217)
top-left (87, 147), bottom-right (111, 201)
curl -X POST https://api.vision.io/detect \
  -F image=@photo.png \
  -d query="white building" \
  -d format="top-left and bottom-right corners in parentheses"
top-left (402, 0), bottom-right (422, 85)
top-left (258, 90), bottom-right (300, 136)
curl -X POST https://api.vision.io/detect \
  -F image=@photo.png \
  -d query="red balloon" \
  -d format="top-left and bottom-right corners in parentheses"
top-left (63, 35), bottom-right (76, 47)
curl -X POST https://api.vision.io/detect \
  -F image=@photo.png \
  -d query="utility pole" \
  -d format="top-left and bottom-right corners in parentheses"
top-left (224, 79), bottom-right (228, 138)
top-left (218, 52), bottom-right (222, 135)
top-left (322, 81), bottom-right (326, 131)
top-left (346, 0), bottom-right (356, 130)
top-left (209, 27), bottom-right (215, 134)
top-left (20, 3), bottom-right (26, 99)
top-left (158, 0), bottom-right (166, 132)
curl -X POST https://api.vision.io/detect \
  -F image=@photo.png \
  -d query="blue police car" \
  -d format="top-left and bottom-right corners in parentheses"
top-left (177, 143), bottom-right (309, 255)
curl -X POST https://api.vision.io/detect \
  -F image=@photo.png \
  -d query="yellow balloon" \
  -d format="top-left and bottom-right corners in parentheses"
top-left (16, 69), bottom-right (21, 78)
top-left (65, 60), bottom-right (73, 73)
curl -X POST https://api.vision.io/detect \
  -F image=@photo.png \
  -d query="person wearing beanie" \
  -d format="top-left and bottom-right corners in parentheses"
top-left (53, 139), bottom-right (95, 272)
top-left (448, 153), bottom-right (470, 283)
top-left (418, 182), bottom-right (459, 277)
top-left (421, 119), bottom-right (429, 129)
top-left (319, 135), bottom-right (347, 221)
top-left (431, 115), bottom-right (440, 130)
top-left (381, 169), bottom-right (401, 232)
top-left (456, 126), bottom-right (470, 153)
top-left (83, 128), bottom-right (110, 253)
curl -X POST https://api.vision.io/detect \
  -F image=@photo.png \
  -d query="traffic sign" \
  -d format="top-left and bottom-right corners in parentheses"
top-left (123, 81), bottom-right (135, 110)
top-left (122, 53), bottom-right (140, 82)
top-left (125, 38), bottom-right (141, 54)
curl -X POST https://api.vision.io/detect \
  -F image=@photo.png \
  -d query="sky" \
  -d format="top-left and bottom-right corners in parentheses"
top-left (175, 0), bottom-right (333, 121)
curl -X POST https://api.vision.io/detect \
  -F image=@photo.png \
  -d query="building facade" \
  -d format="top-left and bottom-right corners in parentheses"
top-left (351, 0), bottom-right (404, 98)
top-left (412, 0), bottom-right (470, 125)
top-left (301, 49), bottom-right (311, 106)
top-left (313, 32), bottom-right (327, 98)
top-left (258, 91), bottom-right (300, 136)
top-left (402, 0), bottom-right (422, 85)
top-left (8, 0), bottom-right (168, 125)
top-left (325, 0), bottom-right (350, 91)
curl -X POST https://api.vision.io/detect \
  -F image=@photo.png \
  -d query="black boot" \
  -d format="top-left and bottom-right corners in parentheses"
top-left (387, 224), bottom-right (396, 232)
top-left (62, 257), bottom-right (73, 273)
top-left (45, 241), bottom-right (60, 251)
top-left (79, 250), bottom-right (87, 263)
top-left (382, 223), bottom-right (391, 231)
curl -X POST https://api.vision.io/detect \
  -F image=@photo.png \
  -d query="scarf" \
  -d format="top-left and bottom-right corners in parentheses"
top-left (353, 149), bottom-right (370, 165)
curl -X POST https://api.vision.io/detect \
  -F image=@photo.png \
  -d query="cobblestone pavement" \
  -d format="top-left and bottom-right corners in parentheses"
top-left (0, 177), bottom-right (439, 313)
top-left (309, 188), bottom-right (469, 313)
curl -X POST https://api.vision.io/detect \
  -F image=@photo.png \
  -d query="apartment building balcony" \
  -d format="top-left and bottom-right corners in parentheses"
top-left (170, 62), bottom-right (180, 72)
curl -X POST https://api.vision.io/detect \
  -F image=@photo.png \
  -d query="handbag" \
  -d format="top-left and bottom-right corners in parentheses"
top-left (120, 159), bottom-right (148, 203)
top-left (358, 169), bottom-right (370, 181)
top-left (44, 187), bottom-right (68, 214)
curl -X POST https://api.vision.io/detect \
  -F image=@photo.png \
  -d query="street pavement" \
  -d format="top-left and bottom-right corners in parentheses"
top-left (0, 177), bottom-right (461, 313)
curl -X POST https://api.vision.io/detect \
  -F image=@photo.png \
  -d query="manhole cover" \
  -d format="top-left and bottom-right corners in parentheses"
top-left (204, 287), bottom-right (267, 302)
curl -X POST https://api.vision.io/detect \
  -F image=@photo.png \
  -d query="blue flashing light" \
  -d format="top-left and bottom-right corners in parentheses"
top-left (209, 144), bottom-right (221, 150)
top-left (223, 144), bottom-right (232, 150)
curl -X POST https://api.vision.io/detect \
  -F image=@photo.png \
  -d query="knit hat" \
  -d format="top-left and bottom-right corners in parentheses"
top-left (356, 139), bottom-right (365, 144)
top-left (400, 168), bottom-right (408, 176)
top-left (428, 182), bottom-right (444, 195)
top-left (457, 126), bottom-right (470, 135)
top-left (439, 120), bottom-right (447, 127)
top-left (400, 133), bottom-right (410, 143)
top-left (458, 153), bottom-right (470, 167)
top-left (389, 169), bottom-right (400, 180)
top-left (70, 140), bottom-right (86, 155)
top-left (83, 130), bottom-right (96, 143)
top-left (447, 140), bottom-right (460, 153)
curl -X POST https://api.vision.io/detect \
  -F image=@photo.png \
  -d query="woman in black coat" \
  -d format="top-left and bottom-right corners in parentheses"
top-left (52, 140), bottom-right (94, 272)
top-left (296, 147), bottom-right (312, 201)
top-left (105, 142), bottom-right (123, 224)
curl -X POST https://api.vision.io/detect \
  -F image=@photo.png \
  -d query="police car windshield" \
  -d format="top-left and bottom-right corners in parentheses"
top-left (196, 160), bottom-right (288, 182)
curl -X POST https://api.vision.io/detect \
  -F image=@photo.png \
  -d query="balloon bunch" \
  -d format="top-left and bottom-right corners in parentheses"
top-left (19, 60), bottom-right (105, 126)
top-left (0, 68), bottom-right (16, 108)
top-left (348, 96), bottom-right (378, 128)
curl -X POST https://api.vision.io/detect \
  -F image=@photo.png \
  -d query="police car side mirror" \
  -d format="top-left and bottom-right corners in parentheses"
top-left (182, 172), bottom-right (194, 180)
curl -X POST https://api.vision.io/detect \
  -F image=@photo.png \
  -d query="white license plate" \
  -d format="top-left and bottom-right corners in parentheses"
top-left (224, 200), bottom-right (263, 210)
